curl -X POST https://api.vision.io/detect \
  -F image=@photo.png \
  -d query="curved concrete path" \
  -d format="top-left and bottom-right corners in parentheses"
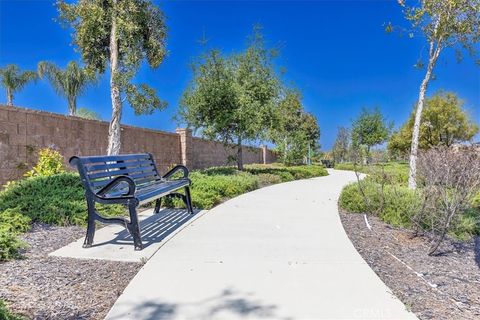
top-left (106, 169), bottom-right (416, 320)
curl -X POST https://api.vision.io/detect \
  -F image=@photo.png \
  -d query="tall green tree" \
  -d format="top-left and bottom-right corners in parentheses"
top-left (388, 91), bottom-right (479, 157)
top-left (351, 107), bottom-right (390, 164)
top-left (269, 90), bottom-right (320, 165)
top-left (0, 64), bottom-right (37, 106)
top-left (57, 0), bottom-right (168, 155)
top-left (332, 127), bottom-right (350, 163)
top-left (180, 27), bottom-right (280, 170)
top-left (394, 0), bottom-right (480, 188)
top-left (38, 61), bottom-right (96, 115)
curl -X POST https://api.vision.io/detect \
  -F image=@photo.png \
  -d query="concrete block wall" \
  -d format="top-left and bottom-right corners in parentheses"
top-left (0, 105), bottom-right (277, 186)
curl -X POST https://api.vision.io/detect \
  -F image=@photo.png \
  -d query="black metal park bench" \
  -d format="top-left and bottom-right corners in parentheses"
top-left (70, 153), bottom-right (194, 250)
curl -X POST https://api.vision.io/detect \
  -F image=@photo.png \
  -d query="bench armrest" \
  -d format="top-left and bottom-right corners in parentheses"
top-left (163, 165), bottom-right (189, 180)
top-left (96, 175), bottom-right (136, 197)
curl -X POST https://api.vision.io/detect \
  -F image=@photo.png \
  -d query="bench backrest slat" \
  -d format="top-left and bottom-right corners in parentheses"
top-left (71, 153), bottom-right (161, 193)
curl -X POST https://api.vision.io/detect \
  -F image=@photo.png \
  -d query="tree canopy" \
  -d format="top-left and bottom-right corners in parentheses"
top-left (332, 126), bottom-right (350, 164)
top-left (388, 91), bottom-right (479, 158)
top-left (38, 61), bottom-right (96, 115)
top-left (0, 64), bottom-right (37, 106)
top-left (179, 27), bottom-right (280, 169)
top-left (351, 107), bottom-right (390, 163)
top-left (57, 0), bottom-right (168, 154)
top-left (269, 89), bottom-right (320, 165)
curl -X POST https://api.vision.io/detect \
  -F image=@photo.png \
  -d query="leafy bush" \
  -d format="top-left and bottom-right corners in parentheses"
top-left (0, 300), bottom-right (25, 320)
top-left (334, 162), bottom-right (408, 185)
top-left (25, 148), bottom-right (65, 177)
top-left (0, 173), bottom-right (123, 261)
top-left (0, 173), bottom-right (123, 226)
top-left (0, 227), bottom-right (26, 261)
top-left (167, 164), bottom-right (327, 210)
top-left (339, 180), bottom-right (420, 227)
top-left (256, 173), bottom-right (282, 186)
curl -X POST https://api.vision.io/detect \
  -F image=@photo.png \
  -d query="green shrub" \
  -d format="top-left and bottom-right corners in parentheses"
top-left (0, 208), bottom-right (31, 233)
top-left (0, 173), bottom-right (123, 226)
top-left (451, 208), bottom-right (480, 240)
top-left (165, 164), bottom-right (327, 210)
top-left (339, 180), bottom-right (420, 227)
top-left (25, 148), bottom-right (65, 178)
top-left (472, 191), bottom-right (480, 208)
top-left (0, 300), bottom-right (25, 320)
top-left (334, 162), bottom-right (409, 185)
top-left (0, 227), bottom-right (26, 261)
top-left (256, 173), bottom-right (282, 186)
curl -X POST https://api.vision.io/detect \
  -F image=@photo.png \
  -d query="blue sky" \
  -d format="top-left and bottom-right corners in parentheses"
top-left (0, 0), bottom-right (479, 150)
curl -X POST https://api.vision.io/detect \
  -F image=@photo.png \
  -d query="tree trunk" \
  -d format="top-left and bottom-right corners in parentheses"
top-left (236, 136), bottom-right (244, 171)
top-left (408, 55), bottom-right (437, 189)
top-left (68, 96), bottom-right (77, 116)
top-left (107, 1), bottom-right (122, 156)
top-left (408, 14), bottom-right (442, 189)
top-left (6, 88), bottom-right (13, 106)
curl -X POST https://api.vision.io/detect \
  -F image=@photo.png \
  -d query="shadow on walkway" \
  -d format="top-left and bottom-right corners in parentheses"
top-left (91, 208), bottom-right (200, 249)
top-left (108, 287), bottom-right (292, 320)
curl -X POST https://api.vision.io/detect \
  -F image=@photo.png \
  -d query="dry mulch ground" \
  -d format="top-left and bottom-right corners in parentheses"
top-left (0, 223), bottom-right (142, 320)
top-left (340, 210), bottom-right (480, 320)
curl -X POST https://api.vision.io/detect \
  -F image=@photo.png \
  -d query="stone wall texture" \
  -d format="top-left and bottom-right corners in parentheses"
top-left (0, 105), bottom-right (276, 186)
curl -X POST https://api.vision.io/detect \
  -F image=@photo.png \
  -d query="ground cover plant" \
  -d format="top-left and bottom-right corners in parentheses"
top-left (0, 159), bottom-right (327, 261)
top-left (337, 151), bottom-right (480, 254)
top-left (165, 163), bottom-right (328, 209)
top-left (0, 299), bottom-right (25, 320)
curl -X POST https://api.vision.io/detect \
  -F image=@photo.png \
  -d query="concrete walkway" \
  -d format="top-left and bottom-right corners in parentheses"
top-left (106, 169), bottom-right (417, 320)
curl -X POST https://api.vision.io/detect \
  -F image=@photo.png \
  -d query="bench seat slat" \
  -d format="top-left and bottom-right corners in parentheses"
top-left (85, 160), bottom-right (155, 172)
top-left (79, 154), bottom-right (151, 164)
top-left (88, 165), bottom-right (156, 180)
top-left (90, 170), bottom-right (160, 188)
top-left (103, 178), bottom-right (190, 202)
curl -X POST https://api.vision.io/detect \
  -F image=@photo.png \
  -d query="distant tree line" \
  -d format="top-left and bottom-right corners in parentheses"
top-left (330, 91), bottom-right (478, 165)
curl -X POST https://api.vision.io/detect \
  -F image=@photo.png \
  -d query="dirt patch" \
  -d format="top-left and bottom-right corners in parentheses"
top-left (0, 223), bottom-right (142, 320)
top-left (339, 211), bottom-right (480, 320)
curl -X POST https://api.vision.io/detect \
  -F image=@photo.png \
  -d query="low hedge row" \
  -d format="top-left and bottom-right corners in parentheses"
top-left (339, 177), bottom-right (480, 240)
top-left (0, 164), bottom-right (328, 261)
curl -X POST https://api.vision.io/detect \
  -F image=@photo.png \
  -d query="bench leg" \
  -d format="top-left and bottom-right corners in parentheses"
top-left (154, 198), bottom-right (162, 214)
top-left (83, 197), bottom-right (96, 248)
top-left (184, 186), bottom-right (194, 214)
top-left (127, 201), bottom-right (143, 250)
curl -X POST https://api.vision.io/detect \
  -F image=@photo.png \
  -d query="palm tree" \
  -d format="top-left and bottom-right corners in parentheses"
top-left (37, 61), bottom-right (95, 115)
top-left (0, 64), bottom-right (37, 106)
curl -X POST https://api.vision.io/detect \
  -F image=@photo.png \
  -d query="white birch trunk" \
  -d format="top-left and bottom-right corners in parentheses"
top-left (107, 1), bottom-right (122, 156)
top-left (408, 46), bottom-right (441, 189)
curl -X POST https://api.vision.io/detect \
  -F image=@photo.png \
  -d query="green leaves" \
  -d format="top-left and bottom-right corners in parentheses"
top-left (388, 91), bottom-right (479, 157)
top-left (0, 64), bottom-right (37, 105)
top-left (351, 107), bottom-right (390, 153)
top-left (269, 89), bottom-right (320, 165)
top-left (37, 61), bottom-right (96, 115)
top-left (57, 0), bottom-right (167, 114)
top-left (126, 83), bottom-right (167, 115)
top-left (179, 27), bottom-right (281, 163)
